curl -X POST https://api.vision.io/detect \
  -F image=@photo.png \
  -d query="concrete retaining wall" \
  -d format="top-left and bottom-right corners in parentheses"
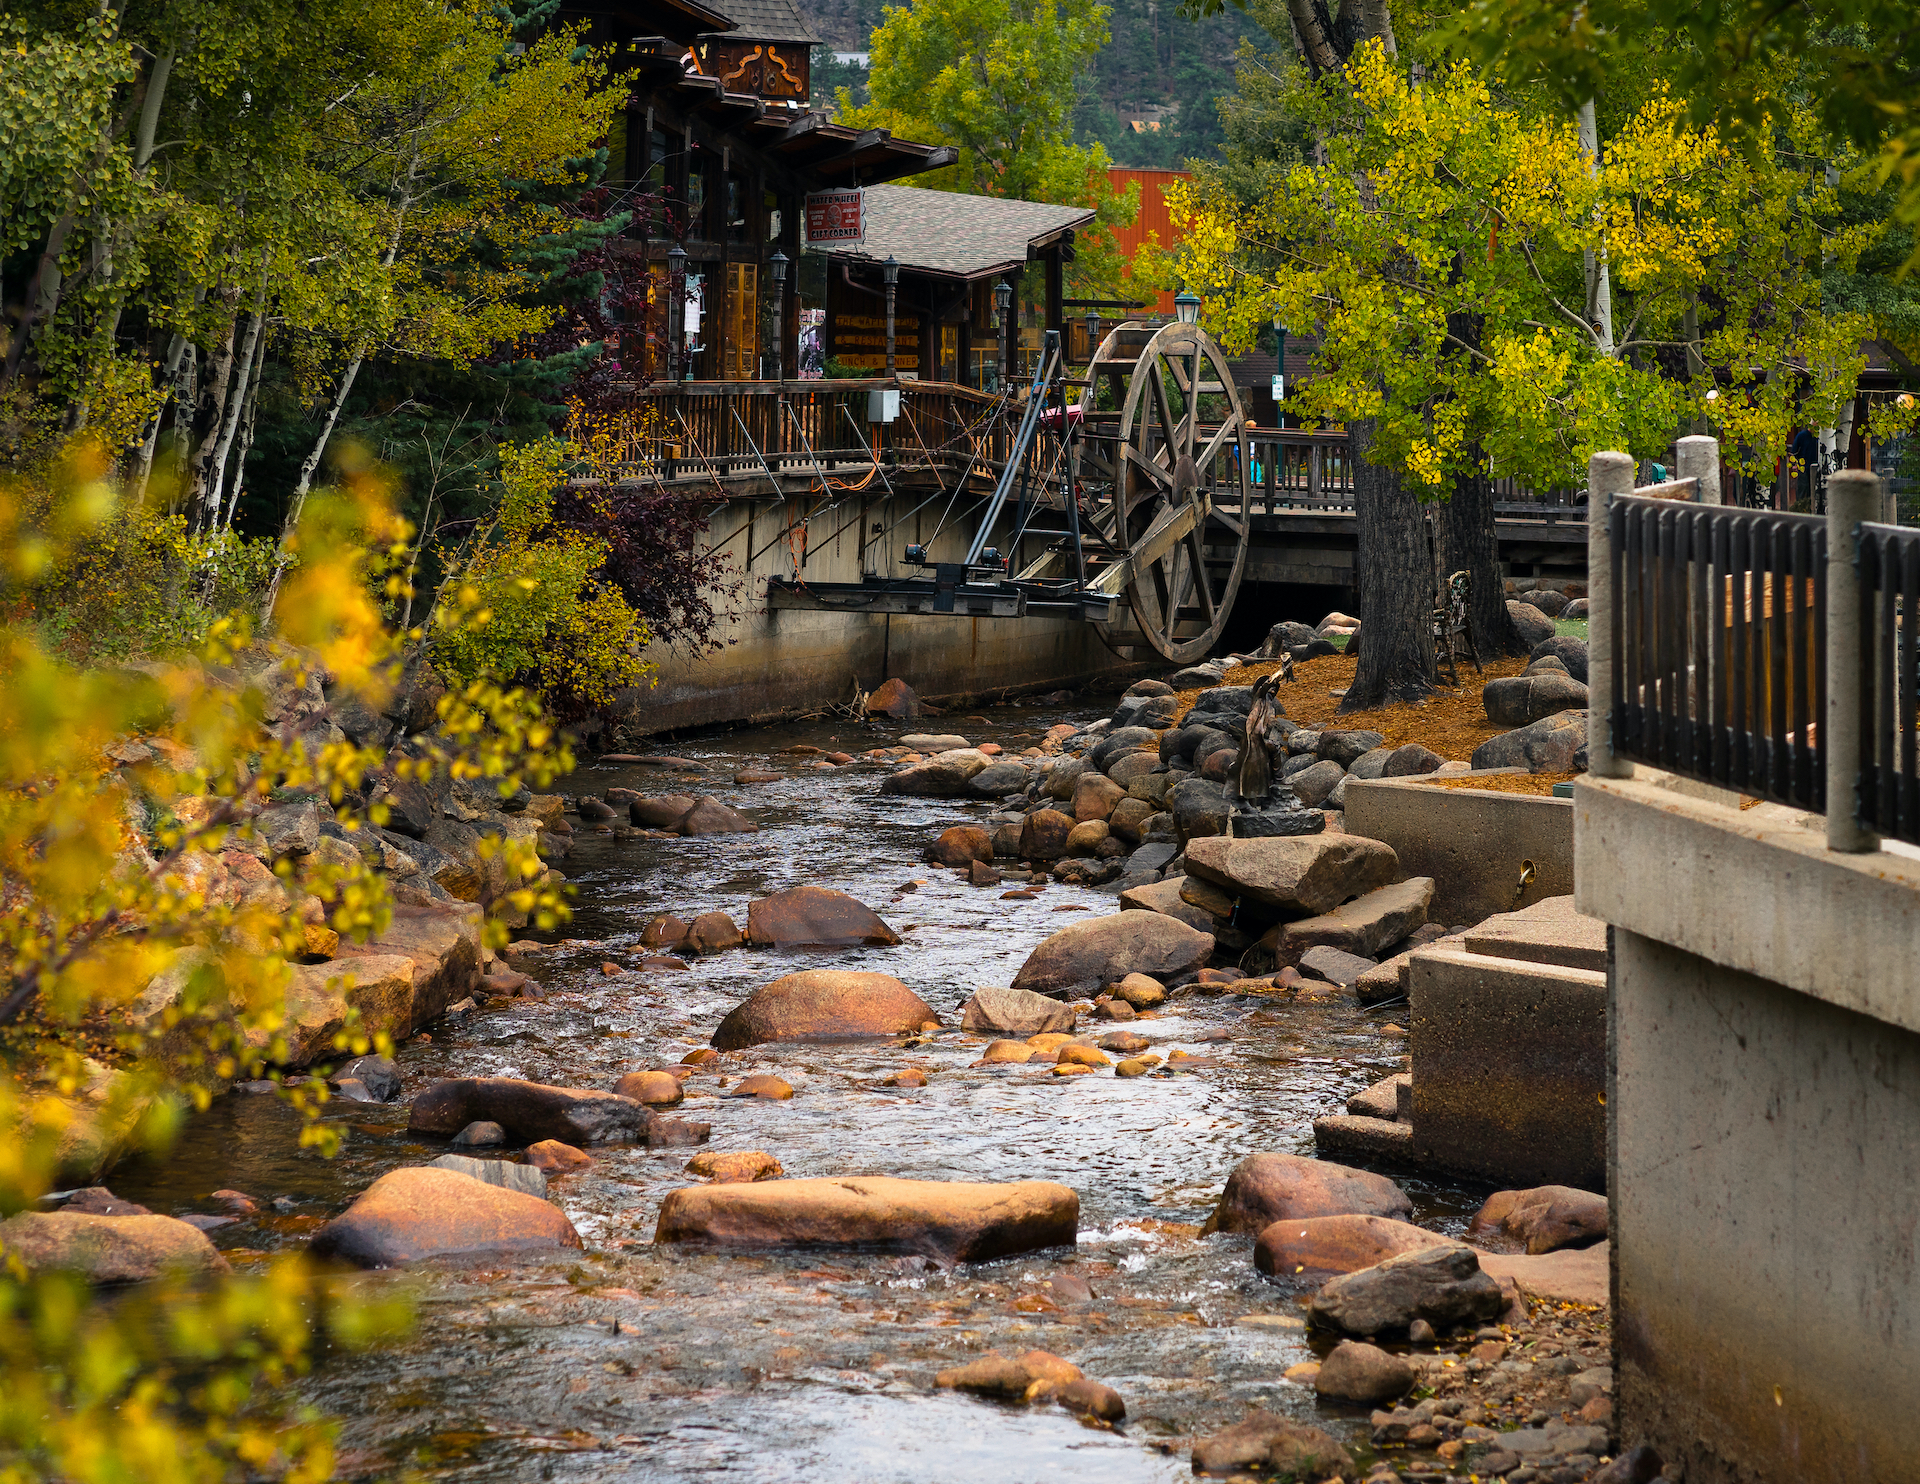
top-left (1577, 774), bottom-right (1920, 1484)
top-left (1407, 946), bottom-right (1607, 1191)
top-left (612, 492), bottom-right (1150, 735)
top-left (1343, 778), bottom-right (1573, 927)
top-left (1612, 929), bottom-right (1920, 1484)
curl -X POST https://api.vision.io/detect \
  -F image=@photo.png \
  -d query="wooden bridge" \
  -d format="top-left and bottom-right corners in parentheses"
top-left (591, 378), bottom-right (1586, 617)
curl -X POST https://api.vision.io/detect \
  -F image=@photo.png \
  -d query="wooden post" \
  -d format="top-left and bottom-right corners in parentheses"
top-left (1308, 444), bottom-right (1322, 501)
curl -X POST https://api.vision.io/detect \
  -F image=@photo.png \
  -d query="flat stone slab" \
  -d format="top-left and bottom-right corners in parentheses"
top-left (1298, 945), bottom-right (1378, 987)
top-left (1476, 1240), bottom-right (1611, 1309)
top-left (1463, 894), bottom-right (1607, 972)
top-left (1281, 878), bottom-right (1434, 965)
top-left (1346, 1073), bottom-right (1409, 1120)
top-left (653, 1176), bottom-right (1078, 1262)
top-left (1313, 1114), bottom-right (1415, 1164)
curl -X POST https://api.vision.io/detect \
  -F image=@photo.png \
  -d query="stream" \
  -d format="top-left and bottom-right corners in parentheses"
top-left (108, 699), bottom-right (1491, 1482)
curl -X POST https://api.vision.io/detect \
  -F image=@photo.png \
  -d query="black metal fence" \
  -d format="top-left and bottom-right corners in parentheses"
top-left (1609, 495), bottom-right (1827, 810)
top-left (1855, 522), bottom-right (1920, 842)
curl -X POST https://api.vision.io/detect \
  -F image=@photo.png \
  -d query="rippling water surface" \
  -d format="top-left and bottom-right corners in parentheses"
top-left (109, 702), bottom-right (1487, 1481)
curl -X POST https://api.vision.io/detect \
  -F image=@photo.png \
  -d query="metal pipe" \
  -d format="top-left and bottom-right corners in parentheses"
top-left (1588, 449), bottom-right (1637, 778)
top-left (1826, 468), bottom-right (1882, 851)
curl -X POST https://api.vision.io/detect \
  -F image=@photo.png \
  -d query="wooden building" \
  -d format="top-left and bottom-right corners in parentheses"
top-left (1105, 166), bottom-right (1191, 318)
top-left (822, 185), bottom-right (1095, 387)
top-left (558, 0), bottom-right (959, 381)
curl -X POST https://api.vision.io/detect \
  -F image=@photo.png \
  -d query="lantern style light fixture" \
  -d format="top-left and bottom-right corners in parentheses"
top-left (883, 255), bottom-right (900, 377)
top-left (1084, 306), bottom-right (1101, 363)
top-left (768, 249), bottom-right (788, 382)
top-left (1271, 310), bottom-right (1288, 412)
top-left (995, 277), bottom-right (1015, 387)
top-left (1174, 287), bottom-right (1201, 325)
top-left (666, 243), bottom-right (689, 381)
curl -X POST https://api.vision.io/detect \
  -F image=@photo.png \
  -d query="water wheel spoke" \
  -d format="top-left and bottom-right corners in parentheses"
top-left (1148, 372), bottom-right (1182, 463)
top-left (1210, 504), bottom-right (1245, 538)
top-left (1184, 526), bottom-right (1217, 622)
top-left (1196, 418), bottom-right (1237, 470)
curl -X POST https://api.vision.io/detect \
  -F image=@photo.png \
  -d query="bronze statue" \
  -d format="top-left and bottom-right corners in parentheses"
top-left (1230, 673), bottom-right (1280, 814)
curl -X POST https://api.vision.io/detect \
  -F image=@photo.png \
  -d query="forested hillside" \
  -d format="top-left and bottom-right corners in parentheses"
top-left (808, 0), bottom-right (1269, 168)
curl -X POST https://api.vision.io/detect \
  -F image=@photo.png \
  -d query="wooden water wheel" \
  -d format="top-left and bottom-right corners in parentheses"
top-left (1071, 322), bottom-right (1252, 664)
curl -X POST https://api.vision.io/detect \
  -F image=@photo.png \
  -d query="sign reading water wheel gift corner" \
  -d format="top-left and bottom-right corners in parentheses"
top-left (804, 189), bottom-right (864, 246)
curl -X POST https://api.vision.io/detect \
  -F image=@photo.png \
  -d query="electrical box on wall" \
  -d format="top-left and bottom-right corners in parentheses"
top-left (867, 388), bottom-right (900, 423)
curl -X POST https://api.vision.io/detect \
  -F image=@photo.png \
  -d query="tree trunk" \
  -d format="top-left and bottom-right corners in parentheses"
top-left (1340, 419), bottom-right (1435, 711)
top-left (186, 296), bottom-right (241, 530)
top-left (1437, 465), bottom-right (1527, 658)
top-left (220, 335), bottom-right (269, 531)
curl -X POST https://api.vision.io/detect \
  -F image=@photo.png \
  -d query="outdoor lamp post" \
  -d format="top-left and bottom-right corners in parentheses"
top-left (883, 255), bottom-right (899, 377)
top-left (1084, 306), bottom-right (1101, 364)
top-left (768, 249), bottom-right (788, 382)
top-left (1271, 310), bottom-right (1288, 421)
top-left (1175, 287), bottom-right (1201, 326)
top-left (995, 277), bottom-right (1014, 387)
top-left (666, 243), bottom-right (688, 381)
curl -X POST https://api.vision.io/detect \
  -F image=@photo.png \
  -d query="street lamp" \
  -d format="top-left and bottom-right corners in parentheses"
top-left (1174, 287), bottom-right (1201, 326)
top-left (768, 249), bottom-right (788, 382)
top-left (1271, 310), bottom-right (1288, 420)
top-left (994, 278), bottom-right (1014, 387)
top-left (1084, 306), bottom-right (1101, 365)
top-left (883, 255), bottom-right (899, 377)
top-left (666, 243), bottom-right (688, 382)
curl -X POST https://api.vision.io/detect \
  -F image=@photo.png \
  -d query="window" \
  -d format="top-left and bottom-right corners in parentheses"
top-left (686, 158), bottom-right (709, 239)
top-left (725, 173), bottom-right (749, 243)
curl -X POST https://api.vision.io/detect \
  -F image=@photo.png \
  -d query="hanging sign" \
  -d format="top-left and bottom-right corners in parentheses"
top-left (805, 189), bottom-right (865, 245)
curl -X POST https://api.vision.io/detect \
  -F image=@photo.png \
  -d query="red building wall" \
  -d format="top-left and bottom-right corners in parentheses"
top-left (1107, 167), bottom-right (1192, 317)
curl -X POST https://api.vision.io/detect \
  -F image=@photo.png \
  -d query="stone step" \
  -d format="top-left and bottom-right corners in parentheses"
top-left (1312, 1113), bottom-right (1414, 1163)
top-left (1462, 894), bottom-right (1606, 972)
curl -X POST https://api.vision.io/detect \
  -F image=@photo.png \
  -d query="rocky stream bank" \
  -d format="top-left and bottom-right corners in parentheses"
top-left (17, 650), bottom-right (1658, 1484)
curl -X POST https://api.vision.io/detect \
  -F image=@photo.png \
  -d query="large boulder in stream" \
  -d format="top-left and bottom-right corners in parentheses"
top-left (960, 985), bottom-right (1076, 1037)
top-left (713, 970), bottom-right (940, 1050)
top-left (629, 794), bottom-right (697, 828)
top-left (310, 1166), bottom-right (581, 1268)
top-left (0, 1211), bottom-right (230, 1284)
top-left (1308, 1242), bottom-right (1506, 1337)
top-left (1203, 1152), bottom-right (1413, 1234)
top-left (745, 886), bottom-right (900, 948)
top-left (672, 796), bottom-right (759, 835)
top-left (1254, 1214), bottom-right (1455, 1282)
top-left (1183, 834), bottom-right (1399, 916)
top-left (654, 1175), bottom-right (1078, 1262)
top-left (1011, 911), bottom-right (1214, 1000)
top-left (408, 1077), bottom-right (652, 1145)
top-left (879, 749), bottom-right (991, 797)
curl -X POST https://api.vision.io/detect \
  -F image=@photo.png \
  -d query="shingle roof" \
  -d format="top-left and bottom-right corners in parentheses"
top-left (829, 184), bottom-right (1097, 280)
top-left (705, 0), bottom-right (820, 43)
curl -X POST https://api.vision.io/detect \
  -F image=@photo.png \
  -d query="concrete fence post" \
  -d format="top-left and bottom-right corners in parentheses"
top-left (1676, 434), bottom-right (1720, 505)
top-left (1588, 451), bottom-right (1637, 779)
top-left (1826, 469), bottom-right (1883, 852)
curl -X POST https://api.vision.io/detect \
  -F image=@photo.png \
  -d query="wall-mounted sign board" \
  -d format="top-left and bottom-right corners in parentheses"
top-left (805, 189), bottom-right (864, 245)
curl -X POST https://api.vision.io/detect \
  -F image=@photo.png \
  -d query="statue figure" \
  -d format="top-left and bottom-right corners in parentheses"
top-left (1227, 672), bottom-right (1324, 837)
top-left (1230, 673), bottom-right (1278, 811)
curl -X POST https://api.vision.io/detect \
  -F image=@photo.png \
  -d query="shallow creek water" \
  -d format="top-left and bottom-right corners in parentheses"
top-left (109, 702), bottom-right (1491, 1482)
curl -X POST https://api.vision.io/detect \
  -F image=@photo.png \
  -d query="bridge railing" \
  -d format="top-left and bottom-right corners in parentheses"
top-left (1590, 435), bottom-right (1913, 851)
top-left (1243, 430), bottom-right (1582, 518)
top-left (598, 379), bottom-right (1020, 486)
